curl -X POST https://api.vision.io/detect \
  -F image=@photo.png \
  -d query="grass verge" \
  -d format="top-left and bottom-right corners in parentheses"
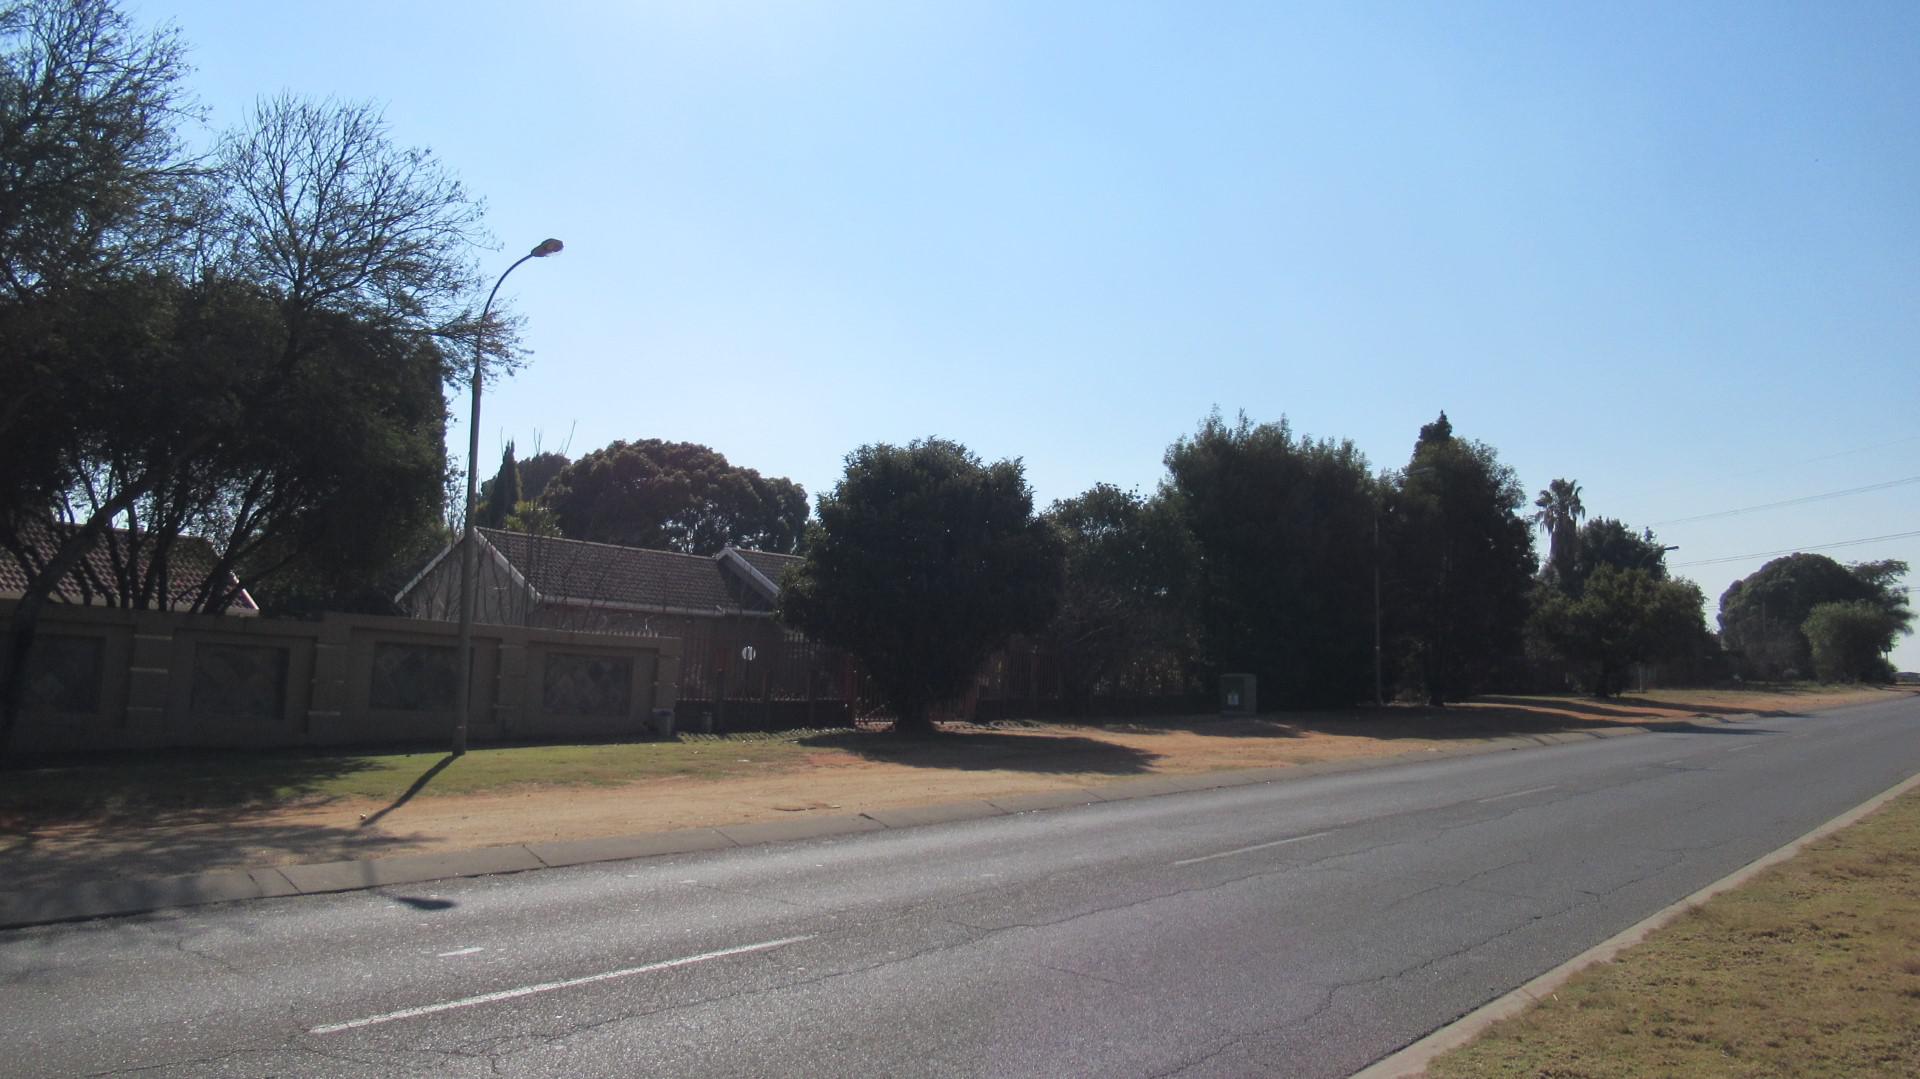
top-left (1, 685), bottom-right (1904, 827)
top-left (1428, 784), bottom-right (1920, 1078)
top-left (0, 731), bottom-right (834, 823)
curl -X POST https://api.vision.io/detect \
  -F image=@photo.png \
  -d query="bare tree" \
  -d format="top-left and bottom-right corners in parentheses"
top-left (3, 82), bottom-right (498, 754)
top-left (214, 94), bottom-right (493, 364)
top-left (0, 0), bottom-right (201, 301)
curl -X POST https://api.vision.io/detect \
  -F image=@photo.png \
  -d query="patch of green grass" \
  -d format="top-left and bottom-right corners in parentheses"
top-left (1429, 786), bottom-right (1920, 1078)
top-left (0, 732), bottom-right (837, 823)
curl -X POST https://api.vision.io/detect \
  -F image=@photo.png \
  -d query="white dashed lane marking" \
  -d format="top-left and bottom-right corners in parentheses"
top-left (312, 936), bottom-right (813, 1034)
top-left (1476, 785), bottom-right (1559, 804)
top-left (1171, 831), bottom-right (1333, 867)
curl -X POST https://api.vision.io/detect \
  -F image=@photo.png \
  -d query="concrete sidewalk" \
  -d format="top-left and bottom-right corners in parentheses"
top-left (0, 718), bottom-right (1695, 931)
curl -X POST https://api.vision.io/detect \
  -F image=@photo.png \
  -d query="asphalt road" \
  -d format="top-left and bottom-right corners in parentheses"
top-left (6, 695), bottom-right (1919, 1078)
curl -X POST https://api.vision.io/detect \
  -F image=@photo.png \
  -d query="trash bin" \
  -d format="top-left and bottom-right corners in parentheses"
top-left (651, 708), bottom-right (675, 738)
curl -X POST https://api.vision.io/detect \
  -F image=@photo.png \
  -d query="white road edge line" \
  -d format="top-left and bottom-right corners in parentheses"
top-left (1476, 785), bottom-right (1559, 804)
top-left (1172, 831), bottom-right (1333, 867)
top-left (435, 947), bottom-right (484, 958)
top-left (310, 935), bottom-right (814, 1035)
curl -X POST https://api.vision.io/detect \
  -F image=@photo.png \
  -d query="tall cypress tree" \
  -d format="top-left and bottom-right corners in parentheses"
top-left (482, 441), bottom-right (520, 529)
top-left (1384, 413), bottom-right (1537, 704)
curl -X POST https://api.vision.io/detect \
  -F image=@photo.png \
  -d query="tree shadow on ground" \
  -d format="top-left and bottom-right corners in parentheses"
top-left (0, 750), bottom-right (446, 894)
top-left (0, 812), bottom-right (424, 893)
top-left (1090, 716), bottom-right (1308, 739)
top-left (0, 749), bottom-right (386, 826)
top-left (1472, 694), bottom-right (1805, 720)
top-left (1007, 700), bottom-right (1787, 744)
top-left (357, 755), bottom-right (455, 830)
top-left (1282, 703), bottom-right (1778, 742)
top-left (799, 730), bottom-right (1159, 775)
top-left (980, 716), bottom-right (1304, 739)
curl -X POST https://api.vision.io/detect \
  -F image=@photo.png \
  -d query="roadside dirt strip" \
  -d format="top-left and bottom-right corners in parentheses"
top-left (1347, 766), bottom-right (1920, 1079)
top-left (0, 715), bottom-right (1714, 930)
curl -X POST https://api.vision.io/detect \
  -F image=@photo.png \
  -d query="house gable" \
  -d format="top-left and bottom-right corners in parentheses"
top-left (395, 529), bottom-right (804, 622)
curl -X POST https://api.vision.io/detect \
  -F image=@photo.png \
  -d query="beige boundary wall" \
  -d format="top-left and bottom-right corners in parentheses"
top-left (3, 601), bottom-right (681, 754)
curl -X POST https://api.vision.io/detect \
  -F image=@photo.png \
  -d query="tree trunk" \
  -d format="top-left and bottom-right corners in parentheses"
top-left (1593, 661), bottom-right (1618, 698)
top-left (0, 597), bottom-right (39, 760)
top-left (892, 703), bottom-right (936, 738)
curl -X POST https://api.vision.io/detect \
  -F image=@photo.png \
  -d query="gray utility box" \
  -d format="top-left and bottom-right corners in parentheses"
top-left (1220, 673), bottom-right (1257, 716)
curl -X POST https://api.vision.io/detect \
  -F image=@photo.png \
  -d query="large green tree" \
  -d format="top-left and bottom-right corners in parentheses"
top-left (1718, 554), bottom-right (1910, 679)
top-left (1041, 484), bottom-right (1196, 712)
top-left (1530, 565), bottom-right (1710, 697)
top-left (0, 0), bottom-right (201, 753)
top-left (777, 439), bottom-right (1063, 735)
top-left (540, 439), bottom-right (809, 554)
top-left (1802, 600), bottom-right (1908, 683)
top-left (1568, 517), bottom-right (1672, 588)
top-left (1, 36), bottom-right (492, 750)
top-left (1383, 413), bottom-right (1537, 705)
top-left (518, 451), bottom-right (570, 502)
top-left (0, 0), bottom-right (198, 565)
top-left (13, 93), bottom-right (485, 608)
top-left (1164, 411), bottom-right (1377, 707)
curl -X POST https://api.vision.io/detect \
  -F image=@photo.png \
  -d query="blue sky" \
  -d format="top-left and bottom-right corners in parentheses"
top-left (142, 1), bottom-right (1919, 668)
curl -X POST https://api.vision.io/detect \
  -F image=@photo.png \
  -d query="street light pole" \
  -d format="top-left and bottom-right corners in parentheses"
top-left (453, 238), bottom-right (563, 756)
top-left (1373, 510), bottom-right (1384, 706)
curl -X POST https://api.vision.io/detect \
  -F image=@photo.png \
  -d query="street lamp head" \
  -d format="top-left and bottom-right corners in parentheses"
top-left (531, 238), bottom-right (564, 257)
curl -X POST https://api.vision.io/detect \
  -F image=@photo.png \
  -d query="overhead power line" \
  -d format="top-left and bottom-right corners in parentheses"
top-left (1652, 475), bottom-right (1920, 527)
top-left (1670, 530), bottom-right (1920, 569)
top-left (1635, 434), bottom-right (1920, 501)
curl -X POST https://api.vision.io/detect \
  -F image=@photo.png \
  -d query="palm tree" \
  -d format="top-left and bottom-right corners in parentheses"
top-left (1532, 478), bottom-right (1585, 589)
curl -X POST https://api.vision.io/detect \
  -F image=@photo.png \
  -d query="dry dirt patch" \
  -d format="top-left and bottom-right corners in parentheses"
top-left (4, 686), bottom-right (1908, 891)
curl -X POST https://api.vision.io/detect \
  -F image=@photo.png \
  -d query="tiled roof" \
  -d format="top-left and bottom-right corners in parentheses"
top-left (0, 519), bottom-right (258, 611)
top-left (731, 548), bottom-right (804, 592)
top-left (477, 529), bottom-right (796, 614)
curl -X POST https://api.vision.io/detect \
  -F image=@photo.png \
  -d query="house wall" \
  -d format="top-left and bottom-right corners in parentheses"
top-left (4, 601), bottom-right (681, 754)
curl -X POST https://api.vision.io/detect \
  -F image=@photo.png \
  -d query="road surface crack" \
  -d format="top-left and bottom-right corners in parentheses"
top-left (1032, 959), bottom-right (1133, 989)
top-left (682, 879), bottom-right (838, 914)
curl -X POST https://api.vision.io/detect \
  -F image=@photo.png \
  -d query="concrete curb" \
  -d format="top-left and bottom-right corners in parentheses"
top-left (0, 711), bottom-right (1765, 931)
top-left (1348, 764), bottom-right (1920, 1079)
